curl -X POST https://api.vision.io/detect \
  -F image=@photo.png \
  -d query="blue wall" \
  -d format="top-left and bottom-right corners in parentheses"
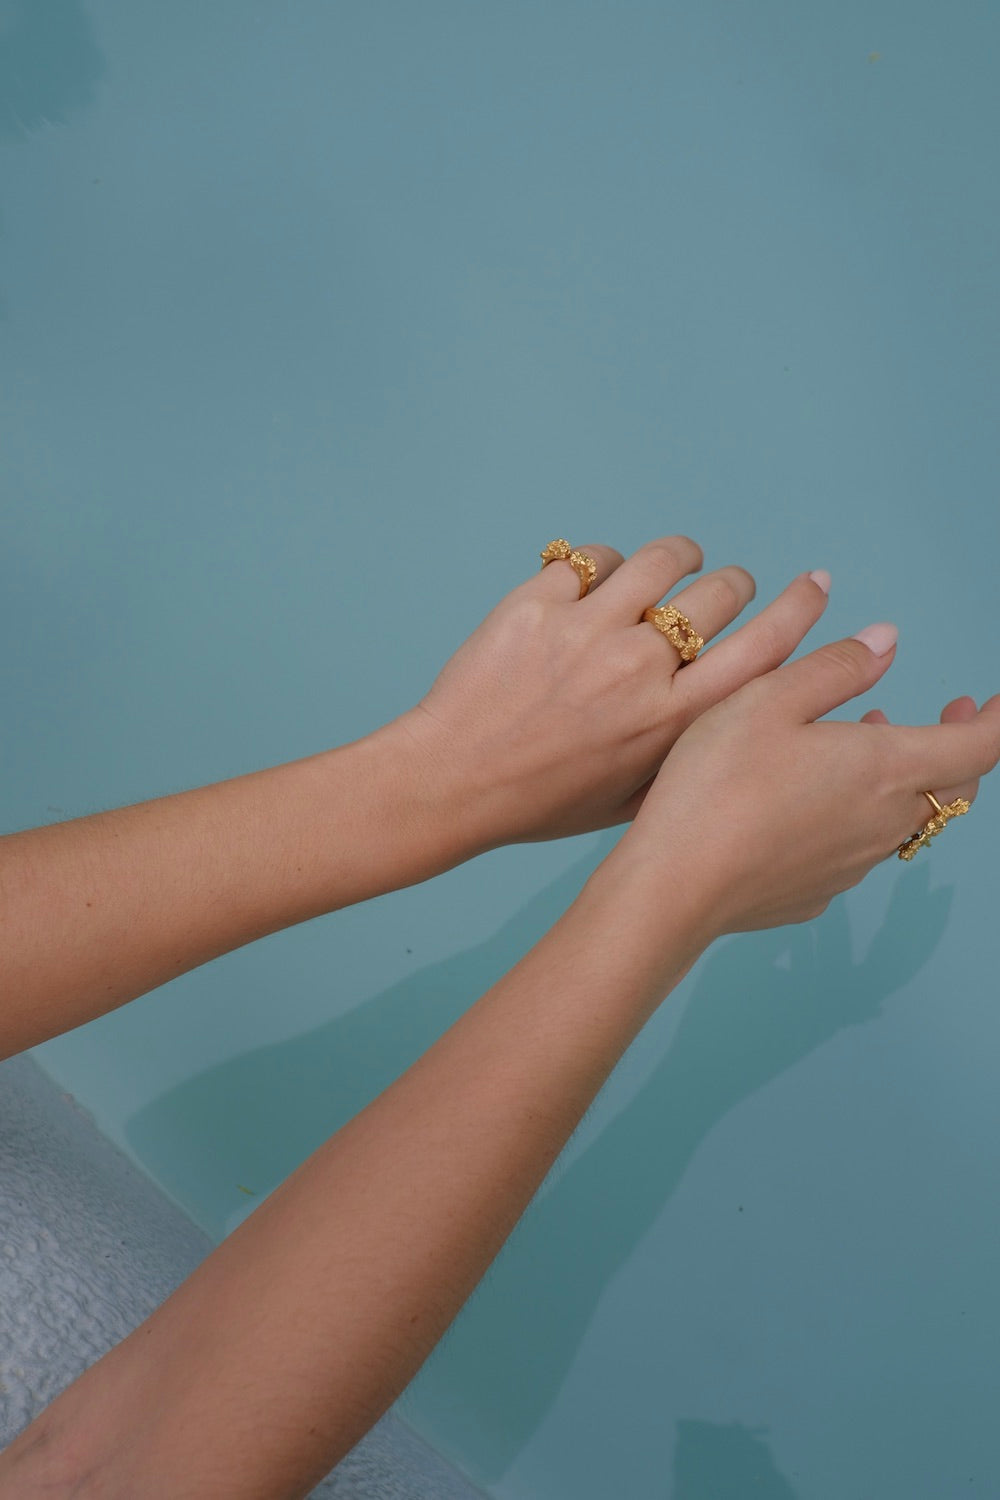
top-left (4, 3), bottom-right (999, 1495)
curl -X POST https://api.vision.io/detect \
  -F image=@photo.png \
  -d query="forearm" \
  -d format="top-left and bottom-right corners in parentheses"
top-left (0, 714), bottom-right (477, 1060)
top-left (0, 552), bottom-right (829, 1062)
top-left (1, 861), bottom-right (713, 1500)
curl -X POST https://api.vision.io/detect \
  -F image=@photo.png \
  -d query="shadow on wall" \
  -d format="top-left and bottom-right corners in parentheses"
top-left (126, 843), bottom-right (617, 1238)
top-left (672, 1420), bottom-right (799, 1499)
top-left (409, 859), bottom-right (950, 1480)
top-left (126, 852), bottom-right (951, 1483)
top-left (0, 0), bottom-right (104, 144)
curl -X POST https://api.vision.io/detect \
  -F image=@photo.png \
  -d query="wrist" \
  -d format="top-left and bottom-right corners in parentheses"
top-left (311, 712), bottom-right (490, 901)
top-left (380, 704), bottom-right (500, 859)
top-left (580, 833), bottom-right (724, 982)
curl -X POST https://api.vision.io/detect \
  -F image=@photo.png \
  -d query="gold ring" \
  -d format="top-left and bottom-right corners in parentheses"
top-left (540, 539), bottom-right (597, 599)
top-left (641, 604), bottom-right (704, 663)
top-left (897, 793), bottom-right (971, 861)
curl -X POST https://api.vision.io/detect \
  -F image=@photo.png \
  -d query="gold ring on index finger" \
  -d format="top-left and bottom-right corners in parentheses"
top-left (540, 539), bottom-right (598, 599)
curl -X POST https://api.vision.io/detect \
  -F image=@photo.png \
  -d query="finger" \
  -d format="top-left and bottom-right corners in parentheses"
top-left (861, 699), bottom-right (973, 733)
top-left (939, 695), bottom-right (978, 725)
top-left (675, 571), bottom-right (829, 710)
top-left (772, 623), bottom-right (898, 723)
top-left (531, 542), bottom-right (626, 601)
top-left (898, 693), bottom-right (1000, 790)
top-left (636, 565), bottom-right (756, 670)
top-left (927, 696), bottom-right (982, 813)
top-left (858, 699), bottom-right (989, 842)
top-left (589, 535), bottom-right (704, 622)
top-left (881, 699), bottom-right (981, 832)
top-left (857, 707), bottom-right (941, 843)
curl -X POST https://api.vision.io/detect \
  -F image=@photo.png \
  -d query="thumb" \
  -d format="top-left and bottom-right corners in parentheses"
top-left (772, 623), bottom-right (898, 723)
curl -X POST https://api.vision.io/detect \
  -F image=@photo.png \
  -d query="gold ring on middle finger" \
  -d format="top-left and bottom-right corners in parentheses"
top-left (641, 604), bottom-right (704, 663)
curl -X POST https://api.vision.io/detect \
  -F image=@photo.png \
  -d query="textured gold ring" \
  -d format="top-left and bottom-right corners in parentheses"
top-left (641, 604), bottom-right (704, 663)
top-left (897, 792), bottom-right (971, 861)
top-left (540, 538), bottom-right (597, 599)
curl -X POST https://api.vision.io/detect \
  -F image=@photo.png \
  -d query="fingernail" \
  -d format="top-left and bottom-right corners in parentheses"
top-left (853, 622), bottom-right (898, 657)
top-left (808, 569), bottom-right (831, 595)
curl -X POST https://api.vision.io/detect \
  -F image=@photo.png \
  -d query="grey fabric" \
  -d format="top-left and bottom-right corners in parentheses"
top-left (0, 1054), bottom-right (482, 1498)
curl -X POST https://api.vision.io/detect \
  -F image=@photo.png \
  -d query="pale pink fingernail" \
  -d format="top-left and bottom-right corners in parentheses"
top-left (853, 622), bottom-right (899, 656)
top-left (808, 569), bottom-right (831, 594)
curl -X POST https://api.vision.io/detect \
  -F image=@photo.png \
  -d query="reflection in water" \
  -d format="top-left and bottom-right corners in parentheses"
top-left (0, 0), bottom-right (104, 143)
top-left (127, 856), bottom-right (951, 1482)
top-left (672, 1419), bottom-right (799, 1499)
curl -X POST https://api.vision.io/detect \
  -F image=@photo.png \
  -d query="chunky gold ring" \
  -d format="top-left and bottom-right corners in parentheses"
top-left (641, 604), bottom-right (704, 663)
top-left (897, 793), bottom-right (971, 861)
top-left (540, 538), bottom-right (597, 599)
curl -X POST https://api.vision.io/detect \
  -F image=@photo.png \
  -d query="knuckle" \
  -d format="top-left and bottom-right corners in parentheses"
top-left (642, 535), bottom-right (702, 574)
top-left (608, 638), bottom-right (646, 682)
top-left (752, 619), bottom-right (789, 667)
top-left (721, 564), bottom-right (755, 600)
top-left (640, 540), bottom-right (684, 575)
top-left (669, 533), bottom-right (702, 561)
top-left (821, 639), bottom-right (868, 679)
top-left (506, 594), bottom-right (550, 635)
top-left (706, 571), bottom-right (742, 612)
top-left (581, 543), bottom-right (623, 570)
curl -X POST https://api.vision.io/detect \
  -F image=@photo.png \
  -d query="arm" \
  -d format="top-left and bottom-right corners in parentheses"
top-left (6, 628), bottom-right (998, 1499)
top-left (0, 538), bottom-right (829, 1059)
top-left (0, 721), bottom-right (468, 1059)
top-left (3, 870), bottom-right (708, 1500)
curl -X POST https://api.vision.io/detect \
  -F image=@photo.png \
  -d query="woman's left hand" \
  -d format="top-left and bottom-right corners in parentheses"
top-left (599, 626), bottom-right (1000, 948)
top-left (397, 536), bottom-right (831, 850)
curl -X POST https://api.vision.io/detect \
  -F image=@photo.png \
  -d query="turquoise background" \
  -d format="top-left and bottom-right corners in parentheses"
top-left (3, 2), bottom-right (999, 1495)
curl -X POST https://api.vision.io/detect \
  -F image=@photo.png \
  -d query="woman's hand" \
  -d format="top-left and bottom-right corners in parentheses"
top-left (8, 602), bottom-right (996, 1500)
top-left (602, 623), bottom-right (1000, 944)
top-left (397, 536), bottom-right (832, 851)
top-left (1, 532), bottom-right (827, 1059)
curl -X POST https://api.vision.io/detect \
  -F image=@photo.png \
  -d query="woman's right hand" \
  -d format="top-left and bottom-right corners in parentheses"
top-left (602, 623), bottom-right (1000, 945)
top-left (398, 538), bottom-right (832, 853)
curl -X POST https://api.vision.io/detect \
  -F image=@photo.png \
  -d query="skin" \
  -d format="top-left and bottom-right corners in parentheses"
top-left (1, 536), bottom-right (826, 1059)
top-left (1, 541), bottom-right (997, 1499)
